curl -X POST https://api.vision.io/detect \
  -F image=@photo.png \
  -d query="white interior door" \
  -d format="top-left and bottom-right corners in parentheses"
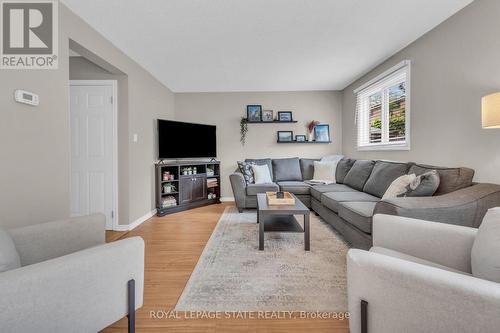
top-left (70, 82), bottom-right (115, 230)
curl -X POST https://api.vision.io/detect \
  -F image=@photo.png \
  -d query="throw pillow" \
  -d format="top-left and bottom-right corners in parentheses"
top-left (237, 161), bottom-right (255, 184)
top-left (310, 161), bottom-right (337, 184)
top-left (471, 207), bottom-right (500, 283)
top-left (382, 174), bottom-right (416, 200)
top-left (0, 227), bottom-right (21, 272)
top-left (320, 154), bottom-right (344, 163)
top-left (252, 164), bottom-right (273, 184)
top-left (406, 170), bottom-right (440, 197)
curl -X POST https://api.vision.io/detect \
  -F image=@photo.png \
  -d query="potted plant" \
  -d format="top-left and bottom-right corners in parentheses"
top-left (307, 120), bottom-right (320, 141)
top-left (240, 117), bottom-right (248, 145)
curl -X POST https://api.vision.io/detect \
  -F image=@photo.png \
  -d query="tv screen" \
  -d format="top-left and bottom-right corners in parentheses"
top-left (158, 120), bottom-right (217, 159)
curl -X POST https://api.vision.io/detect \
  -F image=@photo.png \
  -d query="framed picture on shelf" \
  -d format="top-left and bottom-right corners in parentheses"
top-left (262, 110), bottom-right (274, 122)
top-left (277, 111), bottom-right (293, 122)
top-left (295, 135), bottom-right (306, 142)
top-left (277, 131), bottom-right (294, 142)
top-left (247, 105), bottom-right (262, 122)
top-left (314, 124), bottom-right (330, 142)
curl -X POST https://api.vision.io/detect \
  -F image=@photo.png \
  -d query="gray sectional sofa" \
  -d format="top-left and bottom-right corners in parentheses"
top-left (230, 157), bottom-right (500, 249)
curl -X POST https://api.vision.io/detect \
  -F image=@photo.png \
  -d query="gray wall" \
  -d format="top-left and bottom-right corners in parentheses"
top-left (0, 4), bottom-right (175, 228)
top-left (4, 0), bottom-right (500, 228)
top-left (175, 91), bottom-right (342, 198)
top-left (341, 0), bottom-right (500, 185)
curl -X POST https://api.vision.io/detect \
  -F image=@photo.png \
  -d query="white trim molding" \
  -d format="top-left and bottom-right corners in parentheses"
top-left (114, 209), bottom-right (157, 231)
top-left (354, 60), bottom-right (411, 94)
top-left (220, 197), bottom-right (235, 202)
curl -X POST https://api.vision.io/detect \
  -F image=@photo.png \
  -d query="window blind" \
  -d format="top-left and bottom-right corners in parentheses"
top-left (355, 61), bottom-right (410, 150)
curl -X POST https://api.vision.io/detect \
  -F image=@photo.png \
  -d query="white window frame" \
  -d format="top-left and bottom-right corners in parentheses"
top-left (354, 60), bottom-right (411, 151)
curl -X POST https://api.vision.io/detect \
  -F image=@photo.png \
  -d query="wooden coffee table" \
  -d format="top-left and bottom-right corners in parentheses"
top-left (256, 193), bottom-right (310, 251)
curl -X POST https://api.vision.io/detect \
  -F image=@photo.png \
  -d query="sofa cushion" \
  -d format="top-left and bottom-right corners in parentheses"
top-left (272, 158), bottom-right (302, 181)
top-left (245, 158), bottom-right (273, 177)
top-left (277, 181), bottom-right (311, 195)
top-left (336, 158), bottom-right (356, 184)
top-left (343, 160), bottom-right (376, 191)
top-left (472, 207), bottom-right (500, 283)
top-left (408, 163), bottom-right (474, 195)
top-left (300, 158), bottom-right (319, 181)
top-left (246, 183), bottom-right (279, 196)
top-left (363, 161), bottom-right (410, 198)
top-left (0, 227), bottom-right (21, 272)
top-left (338, 201), bottom-right (377, 234)
top-left (321, 191), bottom-right (380, 213)
top-left (310, 183), bottom-right (358, 201)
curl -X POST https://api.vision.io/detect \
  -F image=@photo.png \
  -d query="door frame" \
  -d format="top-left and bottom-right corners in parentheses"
top-left (69, 80), bottom-right (119, 230)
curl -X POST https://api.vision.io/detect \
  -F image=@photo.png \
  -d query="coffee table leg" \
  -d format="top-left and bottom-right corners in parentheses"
top-left (259, 213), bottom-right (264, 250)
top-left (256, 200), bottom-right (259, 224)
top-left (304, 213), bottom-right (310, 251)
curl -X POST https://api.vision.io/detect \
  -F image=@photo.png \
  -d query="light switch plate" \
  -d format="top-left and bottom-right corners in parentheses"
top-left (133, 134), bottom-right (138, 142)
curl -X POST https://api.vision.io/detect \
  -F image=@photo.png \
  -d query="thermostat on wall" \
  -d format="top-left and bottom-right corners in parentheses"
top-left (14, 90), bottom-right (39, 106)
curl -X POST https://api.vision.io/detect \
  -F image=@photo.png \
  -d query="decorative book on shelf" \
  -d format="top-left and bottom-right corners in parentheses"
top-left (161, 196), bottom-right (177, 208)
top-left (207, 178), bottom-right (219, 188)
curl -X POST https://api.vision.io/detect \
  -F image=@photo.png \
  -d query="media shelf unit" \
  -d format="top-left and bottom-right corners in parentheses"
top-left (155, 161), bottom-right (221, 216)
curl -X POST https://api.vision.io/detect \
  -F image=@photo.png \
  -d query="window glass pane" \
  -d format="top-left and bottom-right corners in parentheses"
top-left (369, 92), bottom-right (382, 143)
top-left (388, 82), bottom-right (406, 142)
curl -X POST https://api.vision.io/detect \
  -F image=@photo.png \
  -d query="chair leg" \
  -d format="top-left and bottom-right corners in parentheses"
top-left (128, 279), bottom-right (135, 333)
top-left (361, 300), bottom-right (368, 333)
top-left (238, 208), bottom-right (244, 213)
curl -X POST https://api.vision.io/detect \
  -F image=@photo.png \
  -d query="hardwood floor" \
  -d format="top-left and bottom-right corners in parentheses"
top-left (102, 203), bottom-right (350, 333)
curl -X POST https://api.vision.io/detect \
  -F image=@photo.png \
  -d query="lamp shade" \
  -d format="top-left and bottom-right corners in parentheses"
top-left (482, 92), bottom-right (500, 128)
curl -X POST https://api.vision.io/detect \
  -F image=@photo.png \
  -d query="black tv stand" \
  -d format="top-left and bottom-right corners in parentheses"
top-left (155, 160), bottom-right (221, 216)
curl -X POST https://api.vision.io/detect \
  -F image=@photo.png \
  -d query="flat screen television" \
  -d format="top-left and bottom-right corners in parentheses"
top-left (158, 119), bottom-right (217, 159)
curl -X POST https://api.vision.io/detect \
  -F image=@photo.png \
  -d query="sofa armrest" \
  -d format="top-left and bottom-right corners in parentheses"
top-left (0, 237), bottom-right (144, 333)
top-left (374, 183), bottom-right (500, 228)
top-left (347, 249), bottom-right (500, 333)
top-left (230, 172), bottom-right (247, 209)
top-left (8, 214), bottom-right (106, 266)
top-left (373, 214), bottom-right (477, 272)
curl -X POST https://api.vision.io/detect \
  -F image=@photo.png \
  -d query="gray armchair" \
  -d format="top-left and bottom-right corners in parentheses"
top-left (0, 214), bottom-right (144, 333)
top-left (347, 214), bottom-right (500, 333)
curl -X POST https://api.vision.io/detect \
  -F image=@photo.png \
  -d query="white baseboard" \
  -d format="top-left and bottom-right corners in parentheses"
top-left (114, 209), bottom-right (157, 231)
top-left (220, 197), bottom-right (235, 202)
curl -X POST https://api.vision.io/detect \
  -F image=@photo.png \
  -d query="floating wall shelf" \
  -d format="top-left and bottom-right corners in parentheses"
top-left (277, 141), bottom-right (332, 144)
top-left (244, 119), bottom-right (298, 124)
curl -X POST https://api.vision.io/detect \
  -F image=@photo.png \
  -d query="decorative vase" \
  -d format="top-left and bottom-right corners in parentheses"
top-left (308, 132), bottom-right (314, 142)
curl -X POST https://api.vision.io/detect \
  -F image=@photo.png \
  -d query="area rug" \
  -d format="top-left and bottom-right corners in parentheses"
top-left (174, 206), bottom-right (350, 312)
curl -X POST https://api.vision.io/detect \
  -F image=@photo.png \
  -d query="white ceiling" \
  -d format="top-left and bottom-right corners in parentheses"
top-left (62, 0), bottom-right (472, 92)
